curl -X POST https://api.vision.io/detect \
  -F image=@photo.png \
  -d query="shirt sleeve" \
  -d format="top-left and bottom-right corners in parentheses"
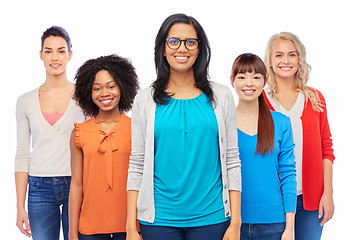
top-left (278, 115), bottom-right (297, 213)
top-left (15, 96), bottom-right (31, 172)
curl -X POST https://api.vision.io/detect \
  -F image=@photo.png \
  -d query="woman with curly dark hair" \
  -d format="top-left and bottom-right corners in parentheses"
top-left (69, 54), bottom-right (139, 240)
top-left (127, 13), bottom-right (241, 240)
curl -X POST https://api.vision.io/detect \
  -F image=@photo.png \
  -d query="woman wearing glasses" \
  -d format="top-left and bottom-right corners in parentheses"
top-left (126, 13), bottom-right (241, 240)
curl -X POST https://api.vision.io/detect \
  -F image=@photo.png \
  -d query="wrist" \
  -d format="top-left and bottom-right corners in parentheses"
top-left (126, 224), bottom-right (138, 233)
top-left (323, 188), bottom-right (333, 195)
top-left (229, 218), bottom-right (242, 228)
top-left (16, 205), bottom-right (26, 211)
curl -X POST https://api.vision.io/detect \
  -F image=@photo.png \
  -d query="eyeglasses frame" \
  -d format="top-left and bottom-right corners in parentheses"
top-left (165, 37), bottom-right (200, 51)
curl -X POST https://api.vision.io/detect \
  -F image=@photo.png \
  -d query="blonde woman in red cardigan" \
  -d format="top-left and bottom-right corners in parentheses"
top-left (263, 32), bottom-right (335, 240)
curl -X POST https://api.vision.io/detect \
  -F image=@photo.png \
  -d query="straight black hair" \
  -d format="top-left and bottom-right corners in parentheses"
top-left (152, 13), bottom-right (213, 104)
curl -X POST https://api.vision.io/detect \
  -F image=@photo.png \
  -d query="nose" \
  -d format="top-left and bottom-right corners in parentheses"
top-left (100, 87), bottom-right (110, 96)
top-left (283, 55), bottom-right (290, 64)
top-left (245, 76), bottom-right (253, 86)
top-left (177, 41), bottom-right (188, 52)
top-left (51, 52), bottom-right (58, 61)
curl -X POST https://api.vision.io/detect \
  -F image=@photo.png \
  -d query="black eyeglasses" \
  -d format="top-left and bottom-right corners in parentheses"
top-left (165, 37), bottom-right (199, 50)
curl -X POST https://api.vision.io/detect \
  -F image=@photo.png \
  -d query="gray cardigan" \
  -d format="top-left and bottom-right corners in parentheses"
top-left (127, 82), bottom-right (241, 223)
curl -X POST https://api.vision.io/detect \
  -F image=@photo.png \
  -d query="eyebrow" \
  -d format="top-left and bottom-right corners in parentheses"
top-left (275, 50), bottom-right (297, 54)
top-left (92, 80), bottom-right (116, 85)
top-left (43, 47), bottom-right (67, 50)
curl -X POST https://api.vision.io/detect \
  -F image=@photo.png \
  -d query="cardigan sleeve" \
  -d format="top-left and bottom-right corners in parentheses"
top-left (224, 87), bottom-right (242, 191)
top-left (15, 95), bottom-right (31, 172)
top-left (127, 92), bottom-right (146, 191)
top-left (315, 90), bottom-right (335, 162)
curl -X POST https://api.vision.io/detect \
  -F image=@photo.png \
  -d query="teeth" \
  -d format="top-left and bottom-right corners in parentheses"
top-left (101, 100), bottom-right (112, 104)
top-left (176, 57), bottom-right (187, 60)
top-left (243, 90), bottom-right (255, 93)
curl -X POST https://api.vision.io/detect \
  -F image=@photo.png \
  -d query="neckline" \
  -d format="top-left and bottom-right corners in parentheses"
top-left (36, 88), bottom-right (73, 127)
top-left (237, 128), bottom-right (257, 137)
top-left (90, 113), bottom-right (127, 134)
top-left (264, 86), bottom-right (305, 115)
top-left (169, 92), bottom-right (204, 101)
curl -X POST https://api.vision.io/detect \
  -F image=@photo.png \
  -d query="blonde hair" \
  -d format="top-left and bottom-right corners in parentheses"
top-left (264, 32), bottom-right (323, 112)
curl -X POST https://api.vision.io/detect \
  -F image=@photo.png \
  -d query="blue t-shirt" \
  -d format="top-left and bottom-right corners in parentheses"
top-left (140, 92), bottom-right (228, 227)
top-left (238, 111), bottom-right (297, 224)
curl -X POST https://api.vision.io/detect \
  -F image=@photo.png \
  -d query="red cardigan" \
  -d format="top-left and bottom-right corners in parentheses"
top-left (263, 89), bottom-right (335, 210)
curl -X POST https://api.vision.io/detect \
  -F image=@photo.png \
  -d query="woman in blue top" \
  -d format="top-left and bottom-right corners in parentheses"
top-left (127, 13), bottom-right (241, 240)
top-left (230, 53), bottom-right (297, 240)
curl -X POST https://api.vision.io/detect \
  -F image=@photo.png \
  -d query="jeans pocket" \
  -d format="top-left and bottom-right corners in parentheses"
top-left (28, 177), bottom-right (40, 191)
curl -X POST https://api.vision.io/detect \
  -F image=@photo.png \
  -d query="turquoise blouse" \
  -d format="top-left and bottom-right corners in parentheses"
top-left (140, 92), bottom-right (228, 227)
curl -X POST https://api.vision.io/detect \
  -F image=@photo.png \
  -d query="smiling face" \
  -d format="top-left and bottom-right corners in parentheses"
top-left (164, 23), bottom-right (199, 75)
top-left (233, 71), bottom-right (265, 103)
top-left (270, 39), bottom-right (299, 81)
top-left (40, 36), bottom-right (72, 77)
top-left (91, 70), bottom-right (121, 113)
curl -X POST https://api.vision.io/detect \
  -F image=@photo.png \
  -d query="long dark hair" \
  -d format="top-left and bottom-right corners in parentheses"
top-left (152, 13), bottom-right (212, 104)
top-left (231, 53), bottom-right (274, 155)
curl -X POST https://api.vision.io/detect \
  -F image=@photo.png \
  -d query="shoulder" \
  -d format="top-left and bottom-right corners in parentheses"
top-left (210, 82), bottom-right (232, 95)
top-left (271, 111), bottom-right (291, 127)
top-left (121, 113), bottom-right (132, 125)
top-left (210, 82), bottom-right (234, 104)
top-left (16, 88), bottom-right (39, 113)
top-left (74, 117), bottom-right (94, 129)
top-left (308, 87), bottom-right (325, 100)
top-left (134, 86), bottom-right (153, 102)
top-left (17, 88), bottom-right (38, 103)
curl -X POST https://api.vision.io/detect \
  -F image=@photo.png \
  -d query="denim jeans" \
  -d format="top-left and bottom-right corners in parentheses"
top-left (78, 232), bottom-right (126, 240)
top-left (28, 176), bottom-right (71, 240)
top-left (139, 220), bottom-right (230, 240)
top-left (295, 195), bottom-right (324, 240)
top-left (240, 222), bottom-right (286, 240)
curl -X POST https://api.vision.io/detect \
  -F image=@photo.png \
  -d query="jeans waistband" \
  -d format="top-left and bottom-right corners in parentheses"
top-left (29, 176), bottom-right (71, 184)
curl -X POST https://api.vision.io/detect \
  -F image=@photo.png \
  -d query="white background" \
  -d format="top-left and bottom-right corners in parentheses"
top-left (1, 0), bottom-right (352, 239)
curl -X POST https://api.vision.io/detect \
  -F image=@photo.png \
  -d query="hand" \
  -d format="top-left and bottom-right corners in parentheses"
top-left (318, 192), bottom-right (334, 226)
top-left (222, 225), bottom-right (240, 240)
top-left (16, 208), bottom-right (31, 237)
top-left (126, 230), bottom-right (142, 240)
top-left (281, 228), bottom-right (294, 240)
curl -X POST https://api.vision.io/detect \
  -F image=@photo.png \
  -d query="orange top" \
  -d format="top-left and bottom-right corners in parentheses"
top-left (75, 113), bottom-right (131, 234)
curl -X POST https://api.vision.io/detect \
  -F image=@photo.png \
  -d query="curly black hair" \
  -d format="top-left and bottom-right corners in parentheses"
top-left (74, 54), bottom-right (139, 117)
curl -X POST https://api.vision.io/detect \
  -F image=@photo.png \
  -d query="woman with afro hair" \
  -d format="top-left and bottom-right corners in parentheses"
top-left (69, 54), bottom-right (139, 240)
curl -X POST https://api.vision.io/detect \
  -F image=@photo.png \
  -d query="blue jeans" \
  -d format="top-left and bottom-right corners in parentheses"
top-left (78, 232), bottom-right (126, 240)
top-left (28, 176), bottom-right (71, 240)
top-left (139, 220), bottom-right (230, 240)
top-left (240, 222), bottom-right (286, 240)
top-left (295, 195), bottom-right (323, 240)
